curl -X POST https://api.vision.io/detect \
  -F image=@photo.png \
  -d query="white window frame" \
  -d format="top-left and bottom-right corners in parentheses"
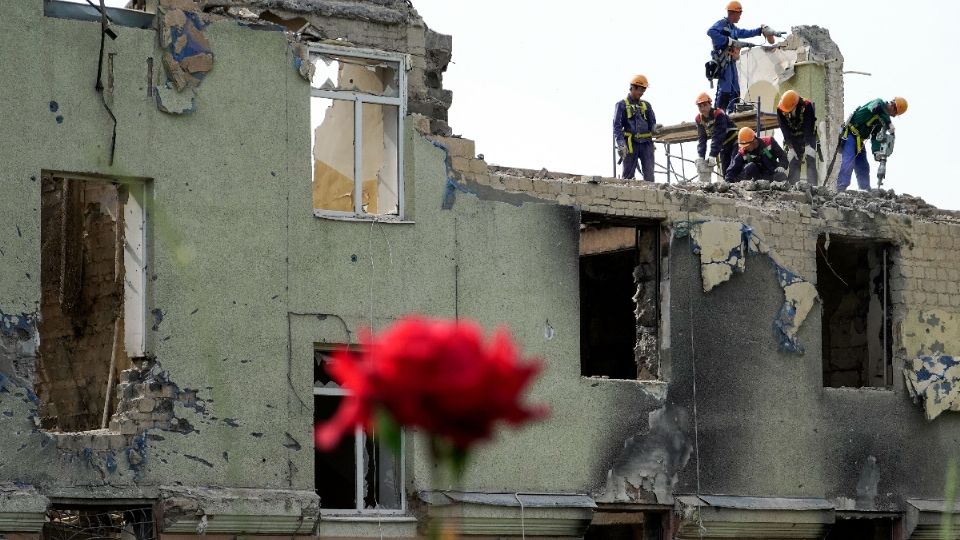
top-left (314, 348), bottom-right (407, 516)
top-left (309, 44), bottom-right (408, 221)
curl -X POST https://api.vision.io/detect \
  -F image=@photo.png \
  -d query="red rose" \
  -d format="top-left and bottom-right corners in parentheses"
top-left (315, 316), bottom-right (547, 451)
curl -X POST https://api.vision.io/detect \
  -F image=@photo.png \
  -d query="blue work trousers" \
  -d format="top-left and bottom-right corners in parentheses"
top-left (715, 91), bottom-right (738, 113)
top-left (623, 142), bottom-right (655, 181)
top-left (837, 136), bottom-right (871, 190)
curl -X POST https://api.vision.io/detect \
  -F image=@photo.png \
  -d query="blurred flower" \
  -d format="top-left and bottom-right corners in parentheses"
top-left (315, 316), bottom-right (547, 452)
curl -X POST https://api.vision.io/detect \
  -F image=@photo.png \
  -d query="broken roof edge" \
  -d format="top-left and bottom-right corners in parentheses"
top-left (202, 0), bottom-right (417, 25)
top-left (482, 164), bottom-right (960, 224)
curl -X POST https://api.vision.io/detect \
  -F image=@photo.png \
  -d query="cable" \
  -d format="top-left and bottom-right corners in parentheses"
top-left (514, 493), bottom-right (526, 540)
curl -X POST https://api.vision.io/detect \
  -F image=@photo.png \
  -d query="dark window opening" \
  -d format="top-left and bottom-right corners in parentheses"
top-left (826, 517), bottom-right (895, 539)
top-left (38, 175), bottom-right (146, 432)
top-left (584, 513), bottom-right (665, 540)
top-left (44, 505), bottom-right (156, 540)
top-left (580, 222), bottom-right (664, 380)
top-left (817, 234), bottom-right (893, 388)
top-left (314, 346), bottom-right (402, 512)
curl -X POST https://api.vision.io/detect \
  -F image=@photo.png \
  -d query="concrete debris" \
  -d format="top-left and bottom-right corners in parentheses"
top-left (204, 0), bottom-right (416, 25)
top-left (904, 355), bottom-right (960, 420)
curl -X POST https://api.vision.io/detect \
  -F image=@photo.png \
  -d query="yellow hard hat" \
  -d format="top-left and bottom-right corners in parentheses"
top-left (726, 1), bottom-right (743, 12)
top-left (892, 96), bottom-right (908, 116)
top-left (695, 92), bottom-right (712, 105)
top-left (737, 127), bottom-right (757, 146)
top-left (778, 90), bottom-right (800, 113)
top-left (630, 74), bottom-right (649, 88)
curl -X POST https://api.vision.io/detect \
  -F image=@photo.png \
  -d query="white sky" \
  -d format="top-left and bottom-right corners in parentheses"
top-left (89, 0), bottom-right (957, 208)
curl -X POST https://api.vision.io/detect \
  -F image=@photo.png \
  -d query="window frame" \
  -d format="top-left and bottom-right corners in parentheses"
top-left (313, 346), bottom-right (407, 516)
top-left (309, 44), bottom-right (408, 221)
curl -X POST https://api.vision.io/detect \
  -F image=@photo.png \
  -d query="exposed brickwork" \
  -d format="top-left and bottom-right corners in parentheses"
top-left (435, 132), bottom-right (960, 369)
top-left (37, 177), bottom-right (132, 432)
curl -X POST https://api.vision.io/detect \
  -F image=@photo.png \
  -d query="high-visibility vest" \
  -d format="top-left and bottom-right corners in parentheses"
top-left (622, 99), bottom-right (653, 153)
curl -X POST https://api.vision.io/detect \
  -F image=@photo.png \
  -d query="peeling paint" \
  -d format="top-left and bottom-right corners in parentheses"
top-left (689, 221), bottom-right (746, 292)
top-left (904, 355), bottom-right (960, 420)
top-left (155, 83), bottom-right (197, 115)
top-left (681, 220), bottom-right (819, 354)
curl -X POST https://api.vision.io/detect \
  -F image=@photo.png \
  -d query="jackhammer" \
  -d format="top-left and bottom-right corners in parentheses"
top-left (875, 125), bottom-right (895, 187)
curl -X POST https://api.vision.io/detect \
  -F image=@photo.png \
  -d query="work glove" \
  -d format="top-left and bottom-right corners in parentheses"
top-left (786, 147), bottom-right (797, 162)
top-left (617, 145), bottom-right (626, 159)
top-left (805, 145), bottom-right (817, 159)
top-left (774, 167), bottom-right (787, 175)
top-left (653, 123), bottom-right (663, 136)
top-left (761, 25), bottom-right (776, 44)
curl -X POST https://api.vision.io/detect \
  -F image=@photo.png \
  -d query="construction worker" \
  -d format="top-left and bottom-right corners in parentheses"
top-left (725, 127), bottom-right (788, 182)
top-left (695, 92), bottom-right (738, 178)
top-left (836, 97), bottom-right (907, 191)
top-left (614, 75), bottom-right (657, 181)
top-left (707, 1), bottom-right (775, 111)
top-left (777, 90), bottom-right (819, 184)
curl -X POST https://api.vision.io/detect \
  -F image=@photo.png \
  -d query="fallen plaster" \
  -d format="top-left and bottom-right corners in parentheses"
top-left (155, 83), bottom-right (197, 115)
top-left (599, 405), bottom-right (691, 505)
top-left (681, 220), bottom-right (819, 354)
top-left (155, 0), bottom-right (215, 114)
top-left (903, 355), bottom-right (960, 420)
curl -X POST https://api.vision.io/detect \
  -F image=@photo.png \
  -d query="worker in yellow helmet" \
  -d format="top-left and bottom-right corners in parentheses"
top-left (777, 90), bottom-right (820, 184)
top-left (707, 2), bottom-right (782, 111)
top-left (833, 97), bottom-right (907, 190)
top-left (613, 75), bottom-right (658, 181)
top-left (695, 92), bottom-right (738, 178)
top-left (725, 127), bottom-right (788, 182)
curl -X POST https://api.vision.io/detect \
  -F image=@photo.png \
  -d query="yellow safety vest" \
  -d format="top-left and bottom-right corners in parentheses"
top-left (623, 99), bottom-right (652, 153)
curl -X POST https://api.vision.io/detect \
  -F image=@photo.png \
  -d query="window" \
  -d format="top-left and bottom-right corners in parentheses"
top-left (827, 516), bottom-right (896, 539)
top-left (817, 234), bottom-right (893, 388)
top-left (580, 220), bottom-right (665, 380)
top-left (314, 345), bottom-right (404, 513)
top-left (44, 504), bottom-right (155, 540)
top-left (309, 46), bottom-right (405, 219)
top-left (38, 174), bottom-right (147, 432)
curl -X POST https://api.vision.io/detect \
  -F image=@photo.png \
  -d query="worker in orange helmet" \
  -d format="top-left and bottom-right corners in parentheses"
top-left (694, 92), bottom-right (738, 179)
top-left (707, 1), bottom-right (782, 111)
top-left (777, 90), bottom-right (820, 184)
top-left (613, 74), bottom-right (658, 181)
top-left (725, 127), bottom-right (788, 182)
top-left (834, 97), bottom-right (907, 190)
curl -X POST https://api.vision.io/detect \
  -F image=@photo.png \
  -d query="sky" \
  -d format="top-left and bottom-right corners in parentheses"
top-left (89, 0), bottom-right (957, 208)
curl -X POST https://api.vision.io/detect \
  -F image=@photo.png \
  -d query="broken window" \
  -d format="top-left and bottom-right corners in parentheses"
top-left (314, 345), bottom-right (404, 513)
top-left (817, 234), bottom-right (893, 388)
top-left (38, 174), bottom-right (147, 432)
top-left (580, 220), bottom-right (665, 380)
top-left (44, 505), bottom-right (155, 540)
top-left (310, 46), bottom-right (405, 219)
top-left (584, 512), bottom-right (665, 540)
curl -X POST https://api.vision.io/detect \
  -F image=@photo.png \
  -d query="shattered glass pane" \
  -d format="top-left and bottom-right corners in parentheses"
top-left (360, 103), bottom-right (400, 216)
top-left (314, 395), bottom-right (357, 509)
top-left (310, 53), bottom-right (400, 98)
top-left (312, 97), bottom-right (356, 212)
top-left (363, 429), bottom-right (402, 509)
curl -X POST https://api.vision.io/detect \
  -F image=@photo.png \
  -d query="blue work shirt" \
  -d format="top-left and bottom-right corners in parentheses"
top-left (707, 18), bottom-right (762, 52)
top-left (613, 97), bottom-right (656, 148)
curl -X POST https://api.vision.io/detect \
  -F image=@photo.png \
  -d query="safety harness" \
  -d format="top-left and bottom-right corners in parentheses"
top-left (741, 137), bottom-right (776, 162)
top-left (842, 108), bottom-right (884, 155)
top-left (622, 99), bottom-right (653, 153)
top-left (697, 109), bottom-right (738, 145)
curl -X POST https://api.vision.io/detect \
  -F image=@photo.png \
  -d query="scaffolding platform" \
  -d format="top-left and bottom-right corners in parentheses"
top-left (654, 110), bottom-right (780, 144)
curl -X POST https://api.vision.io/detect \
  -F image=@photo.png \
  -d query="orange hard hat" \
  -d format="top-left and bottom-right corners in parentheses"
top-left (778, 90), bottom-right (800, 113)
top-left (737, 127), bottom-right (757, 146)
top-left (695, 92), bottom-right (712, 105)
top-left (726, 1), bottom-right (743, 12)
top-left (892, 96), bottom-right (908, 116)
top-left (630, 74), bottom-right (649, 88)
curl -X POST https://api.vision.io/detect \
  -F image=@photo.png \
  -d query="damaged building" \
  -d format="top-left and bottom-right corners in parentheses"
top-left (1, 1), bottom-right (960, 539)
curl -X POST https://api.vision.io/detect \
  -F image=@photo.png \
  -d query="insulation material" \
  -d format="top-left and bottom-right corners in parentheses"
top-left (773, 267), bottom-right (818, 354)
top-left (737, 47), bottom-right (799, 113)
top-left (156, 1), bottom-right (214, 114)
top-left (904, 355), bottom-right (960, 420)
